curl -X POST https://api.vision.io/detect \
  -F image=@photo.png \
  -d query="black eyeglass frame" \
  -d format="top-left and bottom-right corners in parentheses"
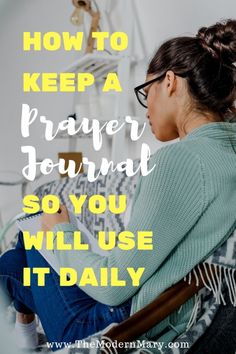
top-left (134, 71), bottom-right (189, 108)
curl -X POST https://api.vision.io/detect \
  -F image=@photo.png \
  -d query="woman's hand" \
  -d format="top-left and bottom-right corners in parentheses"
top-left (41, 205), bottom-right (70, 231)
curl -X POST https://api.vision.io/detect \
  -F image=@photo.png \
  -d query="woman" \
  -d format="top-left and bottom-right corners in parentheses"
top-left (0, 19), bottom-right (236, 351)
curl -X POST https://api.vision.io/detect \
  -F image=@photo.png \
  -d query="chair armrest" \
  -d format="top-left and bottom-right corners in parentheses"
top-left (103, 263), bottom-right (215, 353)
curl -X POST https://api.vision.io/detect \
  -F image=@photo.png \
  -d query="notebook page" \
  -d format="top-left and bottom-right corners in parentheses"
top-left (16, 210), bottom-right (108, 275)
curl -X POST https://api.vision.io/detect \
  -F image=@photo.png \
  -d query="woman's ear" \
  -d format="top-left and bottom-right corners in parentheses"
top-left (165, 70), bottom-right (176, 96)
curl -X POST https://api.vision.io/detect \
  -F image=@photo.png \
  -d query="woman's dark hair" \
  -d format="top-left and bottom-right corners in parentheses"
top-left (148, 19), bottom-right (236, 118)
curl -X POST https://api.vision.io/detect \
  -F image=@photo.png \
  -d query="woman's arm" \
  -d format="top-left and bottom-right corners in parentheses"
top-left (51, 144), bottom-right (204, 306)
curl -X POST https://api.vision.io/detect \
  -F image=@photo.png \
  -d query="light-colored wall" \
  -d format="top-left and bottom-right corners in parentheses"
top-left (0, 0), bottom-right (235, 236)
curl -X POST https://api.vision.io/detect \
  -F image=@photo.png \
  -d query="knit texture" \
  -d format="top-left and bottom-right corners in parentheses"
top-left (53, 122), bottom-right (236, 342)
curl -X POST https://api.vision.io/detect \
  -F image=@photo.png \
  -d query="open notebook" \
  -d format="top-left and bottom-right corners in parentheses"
top-left (16, 210), bottom-right (108, 274)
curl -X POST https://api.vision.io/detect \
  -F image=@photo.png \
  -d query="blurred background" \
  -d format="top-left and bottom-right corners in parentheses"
top-left (0, 0), bottom-right (235, 240)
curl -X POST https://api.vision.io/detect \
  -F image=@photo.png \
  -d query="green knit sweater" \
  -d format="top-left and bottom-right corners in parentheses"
top-left (53, 122), bottom-right (236, 342)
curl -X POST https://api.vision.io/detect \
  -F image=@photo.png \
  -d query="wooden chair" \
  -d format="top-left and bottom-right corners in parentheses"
top-left (102, 263), bottom-right (218, 353)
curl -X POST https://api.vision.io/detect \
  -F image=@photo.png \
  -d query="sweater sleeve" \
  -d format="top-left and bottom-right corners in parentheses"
top-left (53, 144), bottom-right (204, 306)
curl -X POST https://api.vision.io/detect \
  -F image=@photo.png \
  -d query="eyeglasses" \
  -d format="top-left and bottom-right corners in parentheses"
top-left (134, 74), bottom-right (166, 108)
top-left (134, 71), bottom-right (189, 108)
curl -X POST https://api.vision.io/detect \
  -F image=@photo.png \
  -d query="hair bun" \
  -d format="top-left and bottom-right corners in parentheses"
top-left (197, 19), bottom-right (236, 64)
